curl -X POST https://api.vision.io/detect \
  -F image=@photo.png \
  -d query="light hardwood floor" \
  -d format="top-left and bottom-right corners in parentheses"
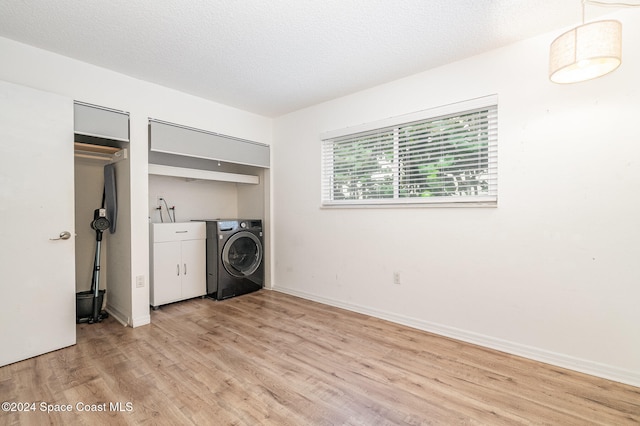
top-left (1, 290), bottom-right (638, 425)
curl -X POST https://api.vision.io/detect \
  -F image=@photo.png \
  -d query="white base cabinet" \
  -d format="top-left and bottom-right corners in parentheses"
top-left (150, 222), bottom-right (206, 308)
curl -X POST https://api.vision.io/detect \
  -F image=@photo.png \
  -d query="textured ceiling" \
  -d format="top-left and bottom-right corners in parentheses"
top-left (0, 1), bottom-right (625, 117)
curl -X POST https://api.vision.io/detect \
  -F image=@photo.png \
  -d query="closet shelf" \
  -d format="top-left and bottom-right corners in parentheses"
top-left (74, 142), bottom-right (127, 162)
top-left (74, 142), bottom-right (121, 154)
top-left (148, 164), bottom-right (259, 184)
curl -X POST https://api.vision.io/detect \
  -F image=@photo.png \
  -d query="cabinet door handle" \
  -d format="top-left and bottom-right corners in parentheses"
top-left (177, 264), bottom-right (180, 276)
top-left (184, 263), bottom-right (187, 275)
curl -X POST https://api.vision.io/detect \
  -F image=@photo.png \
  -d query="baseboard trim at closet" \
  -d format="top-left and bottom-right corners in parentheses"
top-left (105, 305), bottom-right (129, 327)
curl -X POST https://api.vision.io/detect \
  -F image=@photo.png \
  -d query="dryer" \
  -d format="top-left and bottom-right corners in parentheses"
top-left (200, 219), bottom-right (264, 300)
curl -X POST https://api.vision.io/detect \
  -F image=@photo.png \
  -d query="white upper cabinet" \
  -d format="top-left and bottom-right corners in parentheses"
top-left (149, 119), bottom-right (269, 168)
top-left (74, 101), bottom-right (130, 142)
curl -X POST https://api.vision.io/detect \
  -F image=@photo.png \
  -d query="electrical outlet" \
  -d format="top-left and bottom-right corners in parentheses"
top-left (136, 275), bottom-right (145, 288)
top-left (393, 271), bottom-right (401, 285)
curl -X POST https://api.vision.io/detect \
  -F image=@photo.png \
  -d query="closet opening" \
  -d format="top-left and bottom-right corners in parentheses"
top-left (73, 101), bottom-right (131, 326)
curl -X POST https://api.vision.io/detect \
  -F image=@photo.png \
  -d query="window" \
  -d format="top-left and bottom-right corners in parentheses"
top-left (321, 96), bottom-right (497, 207)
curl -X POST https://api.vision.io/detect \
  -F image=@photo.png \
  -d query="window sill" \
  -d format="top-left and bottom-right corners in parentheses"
top-left (321, 197), bottom-right (497, 209)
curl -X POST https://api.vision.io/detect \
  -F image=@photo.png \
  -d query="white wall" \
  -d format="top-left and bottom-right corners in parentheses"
top-left (272, 9), bottom-right (640, 387)
top-left (0, 36), bottom-right (272, 327)
top-left (148, 175), bottom-right (239, 223)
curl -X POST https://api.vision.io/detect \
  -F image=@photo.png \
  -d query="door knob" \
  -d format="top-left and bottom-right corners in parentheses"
top-left (50, 231), bottom-right (71, 241)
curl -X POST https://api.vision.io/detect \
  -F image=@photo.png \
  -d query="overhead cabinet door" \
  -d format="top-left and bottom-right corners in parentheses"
top-left (149, 119), bottom-right (269, 168)
top-left (74, 101), bottom-right (129, 142)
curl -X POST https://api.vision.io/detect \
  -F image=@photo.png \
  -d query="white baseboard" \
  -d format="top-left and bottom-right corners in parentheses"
top-left (273, 286), bottom-right (640, 388)
top-left (105, 304), bottom-right (129, 327)
top-left (131, 314), bottom-right (150, 328)
top-left (105, 304), bottom-right (150, 328)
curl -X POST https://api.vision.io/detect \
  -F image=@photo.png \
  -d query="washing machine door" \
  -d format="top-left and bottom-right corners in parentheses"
top-left (221, 231), bottom-right (263, 278)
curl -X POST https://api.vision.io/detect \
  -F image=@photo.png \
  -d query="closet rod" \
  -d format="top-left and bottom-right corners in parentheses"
top-left (74, 142), bottom-right (120, 154)
top-left (74, 146), bottom-right (127, 163)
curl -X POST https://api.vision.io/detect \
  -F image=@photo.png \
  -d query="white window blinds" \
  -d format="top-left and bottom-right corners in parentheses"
top-left (321, 96), bottom-right (498, 207)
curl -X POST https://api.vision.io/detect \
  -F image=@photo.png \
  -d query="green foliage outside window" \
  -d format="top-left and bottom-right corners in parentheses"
top-left (330, 110), bottom-right (491, 201)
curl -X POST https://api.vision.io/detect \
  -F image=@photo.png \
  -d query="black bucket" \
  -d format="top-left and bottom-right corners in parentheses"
top-left (76, 290), bottom-right (105, 323)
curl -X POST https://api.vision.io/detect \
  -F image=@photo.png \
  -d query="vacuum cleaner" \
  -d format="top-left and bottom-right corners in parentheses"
top-left (76, 163), bottom-right (117, 324)
top-left (76, 208), bottom-right (110, 323)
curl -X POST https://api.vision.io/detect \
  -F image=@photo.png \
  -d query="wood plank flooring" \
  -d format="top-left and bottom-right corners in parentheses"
top-left (1, 290), bottom-right (638, 425)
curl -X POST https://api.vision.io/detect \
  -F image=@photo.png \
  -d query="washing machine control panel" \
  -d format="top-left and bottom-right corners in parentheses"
top-left (213, 219), bottom-right (262, 233)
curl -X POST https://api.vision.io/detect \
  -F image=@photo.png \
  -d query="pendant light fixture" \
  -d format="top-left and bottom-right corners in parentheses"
top-left (549, 1), bottom-right (624, 84)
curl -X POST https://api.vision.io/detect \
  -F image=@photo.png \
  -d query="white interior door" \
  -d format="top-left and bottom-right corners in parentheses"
top-left (0, 80), bottom-right (76, 366)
